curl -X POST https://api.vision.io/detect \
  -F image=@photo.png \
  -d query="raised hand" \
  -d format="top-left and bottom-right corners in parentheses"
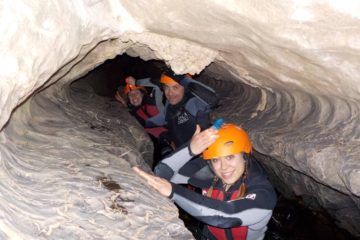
top-left (189, 125), bottom-right (218, 155)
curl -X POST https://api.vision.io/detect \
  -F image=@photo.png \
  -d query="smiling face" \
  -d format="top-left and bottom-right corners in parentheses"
top-left (128, 89), bottom-right (143, 107)
top-left (210, 153), bottom-right (245, 185)
top-left (163, 83), bottom-right (185, 105)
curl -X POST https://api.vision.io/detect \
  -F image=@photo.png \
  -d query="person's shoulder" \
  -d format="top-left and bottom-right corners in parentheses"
top-left (247, 156), bottom-right (275, 190)
top-left (186, 95), bottom-right (207, 105)
top-left (185, 95), bottom-right (209, 113)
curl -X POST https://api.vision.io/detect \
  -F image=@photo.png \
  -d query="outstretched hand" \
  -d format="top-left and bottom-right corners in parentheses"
top-left (132, 166), bottom-right (172, 197)
top-left (189, 125), bottom-right (219, 155)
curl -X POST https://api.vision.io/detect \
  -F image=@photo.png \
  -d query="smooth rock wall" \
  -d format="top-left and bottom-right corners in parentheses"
top-left (0, 78), bottom-right (192, 239)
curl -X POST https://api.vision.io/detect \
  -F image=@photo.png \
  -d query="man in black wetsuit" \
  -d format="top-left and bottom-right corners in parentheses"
top-left (144, 68), bottom-right (217, 150)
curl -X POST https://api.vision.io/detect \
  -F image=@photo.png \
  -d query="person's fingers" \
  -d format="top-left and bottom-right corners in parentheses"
top-left (199, 130), bottom-right (218, 147)
top-left (133, 167), bottom-right (172, 197)
top-left (132, 166), bottom-right (154, 182)
top-left (198, 128), bottom-right (218, 143)
top-left (193, 124), bottom-right (201, 136)
top-left (205, 127), bottom-right (218, 135)
top-left (132, 166), bottom-right (139, 171)
top-left (133, 167), bottom-right (164, 186)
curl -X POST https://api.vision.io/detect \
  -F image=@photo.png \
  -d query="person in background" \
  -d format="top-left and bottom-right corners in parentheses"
top-left (135, 70), bottom-right (219, 229)
top-left (139, 68), bottom-right (218, 151)
top-left (114, 76), bottom-right (129, 107)
top-left (118, 76), bottom-right (171, 165)
top-left (133, 122), bottom-right (277, 240)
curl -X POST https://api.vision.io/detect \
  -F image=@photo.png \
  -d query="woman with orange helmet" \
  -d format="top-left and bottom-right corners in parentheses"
top-left (120, 77), bottom-right (167, 139)
top-left (133, 121), bottom-right (276, 240)
top-left (116, 76), bottom-right (173, 165)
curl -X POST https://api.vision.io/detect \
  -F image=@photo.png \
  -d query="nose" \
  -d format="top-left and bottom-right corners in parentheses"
top-left (220, 158), bottom-right (228, 170)
top-left (166, 88), bottom-right (174, 96)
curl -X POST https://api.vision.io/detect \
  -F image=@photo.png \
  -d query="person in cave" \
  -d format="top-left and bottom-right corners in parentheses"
top-left (132, 69), bottom-right (220, 233)
top-left (136, 68), bottom-right (218, 152)
top-left (133, 122), bottom-right (277, 240)
top-left (118, 76), bottom-right (172, 164)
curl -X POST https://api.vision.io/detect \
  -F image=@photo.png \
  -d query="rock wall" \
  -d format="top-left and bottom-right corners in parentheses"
top-left (0, 0), bottom-right (359, 238)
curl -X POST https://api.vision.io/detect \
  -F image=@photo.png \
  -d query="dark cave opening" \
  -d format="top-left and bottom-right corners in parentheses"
top-left (80, 53), bottom-right (358, 240)
top-left (84, 54), bottom-right (165, 98)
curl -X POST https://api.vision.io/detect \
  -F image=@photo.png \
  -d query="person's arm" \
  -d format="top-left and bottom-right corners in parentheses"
top-left (138, 124), bottom-right (218, 182)
top-left (144, 110), bottom-right (166, 128)
top-left (170, 182), bottom-right (276, 228)
top-left (185, 97), bottom-right (211, 129)
top-left (154, 125), bottom-right (218, 182)
top-left (183, 77), bottom-right (219, 109)
top-left (154, 145), bottom-right (195, 182)
top-left (133, 165), bottom-right (275, 229)
top-left (196, 110), bottom-right (211, 130)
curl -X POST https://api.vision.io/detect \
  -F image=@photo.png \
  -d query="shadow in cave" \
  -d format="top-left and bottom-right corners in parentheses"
top-left (84, 53), bottom-right (165, 98)
top-left (265, 194), bottom-right (358, 240)
top-left (83, 53), bottom-right (359, 240)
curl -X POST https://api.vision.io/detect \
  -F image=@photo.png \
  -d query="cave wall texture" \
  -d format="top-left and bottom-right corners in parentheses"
top-left (0, 0), bottom-right (359, 238)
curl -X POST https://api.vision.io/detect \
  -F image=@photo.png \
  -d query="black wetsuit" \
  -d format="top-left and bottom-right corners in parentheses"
top-left (165, 93), bottom-right (211, 148)
top-left (155, 146), bottom-right (277, 240)
top-left (136, 77), bottom-right (215, 151)
top-left (128, 94), bottom-right (170, 165)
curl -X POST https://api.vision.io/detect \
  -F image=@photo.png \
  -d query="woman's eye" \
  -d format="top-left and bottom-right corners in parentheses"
top-left (211, 158), bottom-right (218, 163)
top-left (226, 155), bottom-right (234, 160)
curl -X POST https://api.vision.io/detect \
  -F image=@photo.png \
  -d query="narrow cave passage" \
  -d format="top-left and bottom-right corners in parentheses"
top-left (1, 0), bottom-right (360, 238)
top-left (77, 54), bottom-right (358, 240)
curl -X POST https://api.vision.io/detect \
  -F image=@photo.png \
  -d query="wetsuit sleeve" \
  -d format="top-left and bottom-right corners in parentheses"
top-left (170, 181), bottom-right (276, 228)
top-left (182, 77), bottom-right (219, 109)
top-left (154, 145), bottom-right (195, 183)
top-left (196, 110), bottom-right (211, 129)
top-left (185, 97), bottom-right (211, 129)
top-left (144, 110), bottom-right (166, 127)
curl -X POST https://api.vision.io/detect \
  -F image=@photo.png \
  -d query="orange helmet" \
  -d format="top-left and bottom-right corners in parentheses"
top-left (123, 82), bottom-right (145, 95)
top-left (160, 73), bottom-right (178, 85)
top-left (202, 123), bottom-right (252, 160)
top-left (160, 68), bottom-right (191, 85)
